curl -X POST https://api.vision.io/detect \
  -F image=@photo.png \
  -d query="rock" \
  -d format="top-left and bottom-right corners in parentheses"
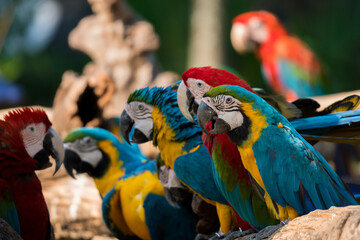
top-left (268, 206), bottom-right (360, 240)
top-left (37, 166), bottom-right (113, 240)
top-left (0, 218), bottom-right (22, 240)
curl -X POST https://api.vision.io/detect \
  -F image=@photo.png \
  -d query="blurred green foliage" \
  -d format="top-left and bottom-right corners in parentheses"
top-left (0, 0), bottom-right (359, 107)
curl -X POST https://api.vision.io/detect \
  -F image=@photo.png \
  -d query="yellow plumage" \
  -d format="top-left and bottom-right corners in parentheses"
top-left (117, 171), bottom-right (165, 240)
top-left (238, 102), bottom-right (299, 221)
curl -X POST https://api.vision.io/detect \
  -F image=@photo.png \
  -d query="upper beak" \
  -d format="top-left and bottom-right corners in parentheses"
top-left (63, 144), bottom-right (81, 179)
top-left (119, 109), bottom-right (134, 144)
top-left (177, 81), bottom-right (196, 123)
top-left (43, 127), bottom-right (65, 175)
top-left (197, 101), bottom-right (230, 135)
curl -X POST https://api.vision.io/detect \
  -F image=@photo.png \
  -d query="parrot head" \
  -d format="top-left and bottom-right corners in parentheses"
top-left (197, 85), bottom-right (272, 145)
top-left (0, 107), bottom-right (64, 174)
top-left (231, 11), bottom-right (287, 53)
top-left (177, 66), bottom-right (253, 123)
top-left (63, 127), bottom-right (121, 178)
top-left (119, 87), bottom-right (155, 144)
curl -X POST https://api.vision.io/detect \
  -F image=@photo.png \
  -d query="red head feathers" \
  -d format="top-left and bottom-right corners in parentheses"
top-left (182, 66), bottom-right (253, 92)
top-left (0, 107), bottom-right (52, 168)
top-left (232, 11), bottom-right (287, 37)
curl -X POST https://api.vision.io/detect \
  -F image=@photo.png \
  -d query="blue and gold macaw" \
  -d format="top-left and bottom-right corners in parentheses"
top-left (63, 127), bottom-right (198, 240)
top-left (119, 85), bottom-right (251, 234)
top-left (197, 85), bottom-right (358, 223)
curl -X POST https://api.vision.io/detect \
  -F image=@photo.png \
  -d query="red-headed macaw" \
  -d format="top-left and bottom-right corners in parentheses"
top-left (197, 85), bottom-right (358, 227)
top-left (119, 85), bottom-right (252, 236)
top-left (178, 66), bottom-right (360, 232)
top-left (231, 11), bottom-right (326, 101)
top-left (0, 107), bottom-right (64, 240)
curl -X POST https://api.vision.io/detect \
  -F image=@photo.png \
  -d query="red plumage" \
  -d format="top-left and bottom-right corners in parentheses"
top-left (232, 11), bottom-right (325, 100)
top-left (0, 107), bottom-right (53, 240)
top-left (182, 66), bottom-right (254, 92)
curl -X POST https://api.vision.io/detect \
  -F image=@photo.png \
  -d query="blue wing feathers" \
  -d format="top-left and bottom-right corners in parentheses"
top-left (290, 110), bottom-right (360, 131)
top-left (254, 123), bottom-right (357, 215)
top-left (174, 145), bottom-right (227, 204)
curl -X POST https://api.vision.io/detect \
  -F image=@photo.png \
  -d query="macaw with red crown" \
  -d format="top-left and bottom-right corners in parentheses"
top-left (0, 107), bottom-right (64, 240)
top-left (231, 11), bottom-right (326, 101)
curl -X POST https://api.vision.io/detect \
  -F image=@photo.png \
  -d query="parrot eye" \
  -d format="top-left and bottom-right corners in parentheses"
top-left (196, 82), bottom-right (203, 88)
top-left (225, 97), bottom-right (232, 104)
top-left (28, 125), bottom-right (36, 133)
top-left (138, 104), bottom-right (144, 111)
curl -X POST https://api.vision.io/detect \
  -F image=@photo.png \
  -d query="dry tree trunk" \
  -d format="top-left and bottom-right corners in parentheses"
top-left (187, 0), bottom-right (224, 68)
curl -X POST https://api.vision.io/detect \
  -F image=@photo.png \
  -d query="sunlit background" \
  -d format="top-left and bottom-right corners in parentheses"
top-left (0, 0), bottom-right (359, 106)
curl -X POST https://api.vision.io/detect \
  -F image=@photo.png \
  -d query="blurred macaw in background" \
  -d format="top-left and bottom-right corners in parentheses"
top-left (63, 127), bottom-right (198, 240)
top-left (0, 107), bottom-right (64, 240)
top-left (197, 85), bottom-right (358, 226)
top-left (231, 11), bottom-right (326, 101)
top-left (119, 85), bottom-right (252, 236)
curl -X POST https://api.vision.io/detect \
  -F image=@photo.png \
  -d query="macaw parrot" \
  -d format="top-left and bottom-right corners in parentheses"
top-left (0, 107), bottom-right (64, 240)
top-left (231, 11), bottom-right (326, 101)
top-left (119, 85), bottom-right (250, 234)
top-left (197, 85), bottom-right (358, 223)
top-left (178, 66), bottom-right (360, 231)
top-left (63, 127), bottom-right (198, 240)
top-left (178, 67), bottom-right (360, 144)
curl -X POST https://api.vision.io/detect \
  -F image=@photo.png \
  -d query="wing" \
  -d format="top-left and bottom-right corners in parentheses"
top-left (290, 109), bottom-right (360, 144)
top-left (174, 145), bottom-right (227, 204)
top-left (0, 180), bottom-right (21, 235)
top-left (274, 36), bottom-right (325, 98)
top-left (102, 187), bottom-right (138, 239)
top-left (253, 124), bottom-right (357, 215)
top-left (144, 193), bottom-right (198, 240)
top-left (210, 133), bottom-right (278, 230)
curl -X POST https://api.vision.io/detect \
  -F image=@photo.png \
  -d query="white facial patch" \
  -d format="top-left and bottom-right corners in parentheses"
top-left (186, 78), bottom-right (211, 104)
top-left (248, 17), bottom-right (268, 43)
top-left (21, 122), bottom-right (46, 158)
top-left (125, 101), bottom-right (154, 139)
top-left (64, 138), bottom-right (102, 168)
top-left (231, 23), bottom-right (251, 53)
top-left (203, 95), bottom-right (244, 130)
top-left (218, 111), bottom-right (244, 130)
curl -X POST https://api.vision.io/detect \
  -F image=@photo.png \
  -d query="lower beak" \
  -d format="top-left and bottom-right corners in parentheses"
top-left (42, 127), bottom-right (65, 175)
top-left (119, 110), bottom-right (134, 144)
top-left (197, 102), bottom-right (230, 135)
top-left (177, 81), bottom-right (196, 123)
top-left (63, 146), bottom-right (81, 179)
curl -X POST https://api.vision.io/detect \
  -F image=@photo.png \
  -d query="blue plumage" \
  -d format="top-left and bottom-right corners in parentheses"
top-left (144, 193), bottom-right (198, 240)
top-left (174, 145), bottom-right (227, 205)
top-left (200, 85), bottom-right (358, 220)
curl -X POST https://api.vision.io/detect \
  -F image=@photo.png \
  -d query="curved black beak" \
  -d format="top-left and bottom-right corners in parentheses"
top-left (177, 81), bottom-right (197, 123)
top-left (119, 110), bottom-right (134, 144)
top-left (197, 102), bottom-right (230, 135)
top-left (63, 147), bottom-right (81, 179)
top-left (34, 127), bottom-right (64, 175)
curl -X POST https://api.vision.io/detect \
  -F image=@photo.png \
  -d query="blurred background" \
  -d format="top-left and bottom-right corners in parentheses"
top-left (0, 0), bottom-right (359, 108)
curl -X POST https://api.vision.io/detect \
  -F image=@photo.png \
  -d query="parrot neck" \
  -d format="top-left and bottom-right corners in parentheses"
top-left (152, 107), bottom-right (199, 168)
top-left (257, 27), bottom-right (286, 63)
top-left (7, 172), bottom-right (50, 240)
top-left (94, 140), bottom-right (126, 197)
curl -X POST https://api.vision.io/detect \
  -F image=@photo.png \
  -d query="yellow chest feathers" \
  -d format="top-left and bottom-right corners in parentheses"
top-left (93, 140), bottom-right (125, 197)
top-left (152, 107), bottom-right (191, 169)
top-left (116, 171), bottom-right (164, 240)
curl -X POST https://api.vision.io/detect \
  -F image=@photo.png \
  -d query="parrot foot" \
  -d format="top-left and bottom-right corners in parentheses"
top-left (208, 228), bottom-right (255, 240)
